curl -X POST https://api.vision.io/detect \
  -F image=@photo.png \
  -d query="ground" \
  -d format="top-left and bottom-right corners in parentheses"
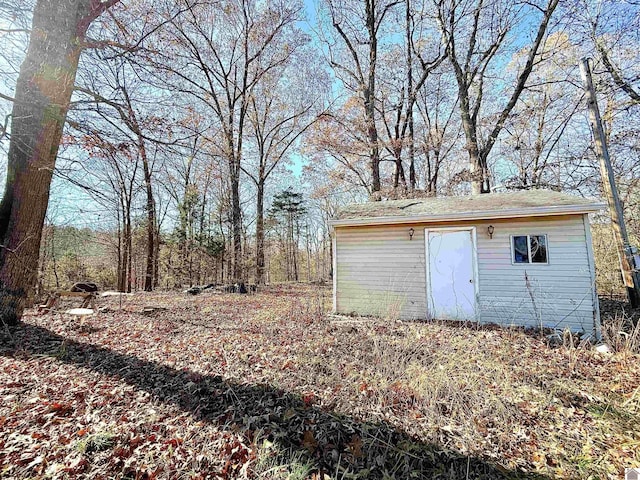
top-left (0, 285), bottom-right (638, 479)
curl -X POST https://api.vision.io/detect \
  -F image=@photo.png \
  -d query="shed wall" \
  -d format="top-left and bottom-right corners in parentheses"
top-left (334, 214), bottom-right (597, 332)
top-left (335, 224), bottom-right (427, 320)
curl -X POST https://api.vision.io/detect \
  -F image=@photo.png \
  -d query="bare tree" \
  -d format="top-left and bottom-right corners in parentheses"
top-left (151, 0), bottom-right (304, 284)
top-left (306, 104), bottom-right (375, 195)
top-left (0, 1), bottom-right (34, 148)
top-left (243, 47), bottom-right (325, 285)
top-left (415, 70), bottom-right (460, 194)
top-left (582, 0), bottom-right (640, 105)
top-left (378, 0), bottom-right (447, 192)
top-left (323, 0), bottom-right (402, 195)
top-left (434, 0), bottom-right (559, 193)
top-left (500, 33), bottom-right (585, 191)
top-left (72, 58), bottom-right (170, 291)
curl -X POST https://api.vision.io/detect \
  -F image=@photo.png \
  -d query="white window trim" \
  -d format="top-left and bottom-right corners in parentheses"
top-left (510, 234), bottom-right (549, 265)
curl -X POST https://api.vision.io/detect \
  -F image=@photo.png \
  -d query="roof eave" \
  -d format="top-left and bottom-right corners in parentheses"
top-left (329, 203), bottom-right (606, 228)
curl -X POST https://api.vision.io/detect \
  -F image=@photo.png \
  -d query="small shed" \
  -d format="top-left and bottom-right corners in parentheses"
top-left (330, 190), bottom-right (604, 335)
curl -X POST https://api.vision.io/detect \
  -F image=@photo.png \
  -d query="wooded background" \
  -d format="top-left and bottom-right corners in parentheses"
top-left (0, 0), bottom-right (638, 297)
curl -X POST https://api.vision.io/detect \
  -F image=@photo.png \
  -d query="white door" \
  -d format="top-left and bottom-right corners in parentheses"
top-left (426, 229), bottom-right (476, 320)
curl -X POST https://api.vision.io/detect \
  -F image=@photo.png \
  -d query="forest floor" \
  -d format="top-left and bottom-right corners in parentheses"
top-left (0, 284), bottom-right (639, 480)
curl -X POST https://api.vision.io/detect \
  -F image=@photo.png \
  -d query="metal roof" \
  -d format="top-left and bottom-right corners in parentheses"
top-left (331, 190), bottom-right (604, 227)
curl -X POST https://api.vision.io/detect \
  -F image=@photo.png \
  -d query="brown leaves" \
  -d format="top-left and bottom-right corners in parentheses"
top-left (302, 430), bottom-right (318, 451)
top-left (302, 392), bottom-right (316, 408)
top-left (47, 401), bottom-right (73, 416)
top-left (346, 434), bottom-right (363, 459)
top-left (0, 285), bottom-right (639, 479)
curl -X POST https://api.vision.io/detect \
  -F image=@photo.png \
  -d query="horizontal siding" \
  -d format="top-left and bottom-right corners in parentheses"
top-left (335, 225), bottom-right (426, 319)
top-left (334, 214), bottom-right (597, 332)
top-left (474, 216), bottom-right (596, 332)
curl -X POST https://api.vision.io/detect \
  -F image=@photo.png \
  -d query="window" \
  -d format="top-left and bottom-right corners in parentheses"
top-left (511, 235), bottom-right (548, 264)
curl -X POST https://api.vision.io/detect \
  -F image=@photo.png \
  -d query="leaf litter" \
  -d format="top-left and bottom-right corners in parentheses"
top-left (0, 284), bottom-right (638, 479)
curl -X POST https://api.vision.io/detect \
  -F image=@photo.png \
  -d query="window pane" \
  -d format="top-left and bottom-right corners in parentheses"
top-left (513, 236), bottom-right (529, 263)
top-left (530, 235), bottom-right (547, 263)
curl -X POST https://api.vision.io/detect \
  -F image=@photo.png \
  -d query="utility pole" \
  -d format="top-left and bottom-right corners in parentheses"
top-left (580, 57), bottom-right (640, 307)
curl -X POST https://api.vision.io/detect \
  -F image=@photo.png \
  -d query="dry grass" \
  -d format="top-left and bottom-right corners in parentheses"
top-left (0, 285), bottom-right (638, 479)
top-left (600, 300), bottom-right (640, 355)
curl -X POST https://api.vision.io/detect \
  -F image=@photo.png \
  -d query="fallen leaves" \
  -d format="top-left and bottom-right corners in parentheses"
top-left (302, 430), bottom-right (318, 451)
top-left (0, 285), bottom-right (638, 479)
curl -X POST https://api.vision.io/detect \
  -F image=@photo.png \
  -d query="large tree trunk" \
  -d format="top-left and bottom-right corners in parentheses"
top-left (457, 89), bottom-right (487, 195)
top-left (0, 0), bottom-right (117, 326)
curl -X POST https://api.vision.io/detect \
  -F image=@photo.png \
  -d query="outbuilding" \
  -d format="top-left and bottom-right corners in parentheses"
top-left (330, 190), bottom-right (604, 335)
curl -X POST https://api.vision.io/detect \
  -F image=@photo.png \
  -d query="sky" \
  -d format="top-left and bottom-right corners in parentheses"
top-left (0, 0), bottom-right (618, 228)
top-left (0, 0), bottom-right (324, 227)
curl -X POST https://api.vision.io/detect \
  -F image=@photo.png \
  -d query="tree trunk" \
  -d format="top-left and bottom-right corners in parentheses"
top-left (153, 225), bottom-right (160, 288)
top-left (139, 142), bottom-right (155, 291)
top-left (306, 227), bottom-right (311, 282)
top-left (116, 208), bottom-right (124, 292)
top-left (0, 0), bottom-right (117, 326)
top-left (51, 226), bottom-right (59, 289)
top-left (255, 179), bottom-right (266, 285)
top-left (230, 160), bottom-right (243, 284)
top-left (366, 88), bottom-right (381, 194)
top-left (117, 194), bottom-right (128, 292)
top-left (393, 149), bottom-right (406, 190)
top-left (218, 212), bottom-right (226, 284)
top-left (406, 0), bottom-right (416, 191)
top-left (428, 148), bottom-right (439, 194)
top-left (292, 218), bottom-right (299, 281)
top-left (365, 0), bottom-right (380, 195)
top-left (458, 89), bottom-right (487, 195)
top-left (141, 146), bottom-right (155, 292)
top-left (125, 203), bottom-right (132, 293)
top-left (117, 230), bottom-right (125, 292)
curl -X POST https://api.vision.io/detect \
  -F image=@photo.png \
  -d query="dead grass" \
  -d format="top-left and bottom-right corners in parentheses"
top-left (600, 297), bottom-right (640, 355)
top-left (0, 285), bottom-right (638, 479)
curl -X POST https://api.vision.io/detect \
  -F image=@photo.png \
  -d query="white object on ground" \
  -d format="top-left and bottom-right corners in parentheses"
top-left (594, 343), bottom-right (611, 354)
top-left (66, 308), bottom-right (95, 316)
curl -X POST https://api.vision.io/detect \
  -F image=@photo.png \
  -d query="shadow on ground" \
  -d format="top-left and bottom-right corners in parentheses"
top-left (599, 297), bottom-right (640, 322)
top-left (1, 323), bottom-right (549, 480)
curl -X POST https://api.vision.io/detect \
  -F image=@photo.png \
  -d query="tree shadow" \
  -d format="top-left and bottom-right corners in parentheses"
top-left (1, 323), bottom-right (550, 480)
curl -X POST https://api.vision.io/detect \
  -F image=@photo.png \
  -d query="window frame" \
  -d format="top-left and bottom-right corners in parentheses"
top-left (510, 234), bottom-right (549, 265)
